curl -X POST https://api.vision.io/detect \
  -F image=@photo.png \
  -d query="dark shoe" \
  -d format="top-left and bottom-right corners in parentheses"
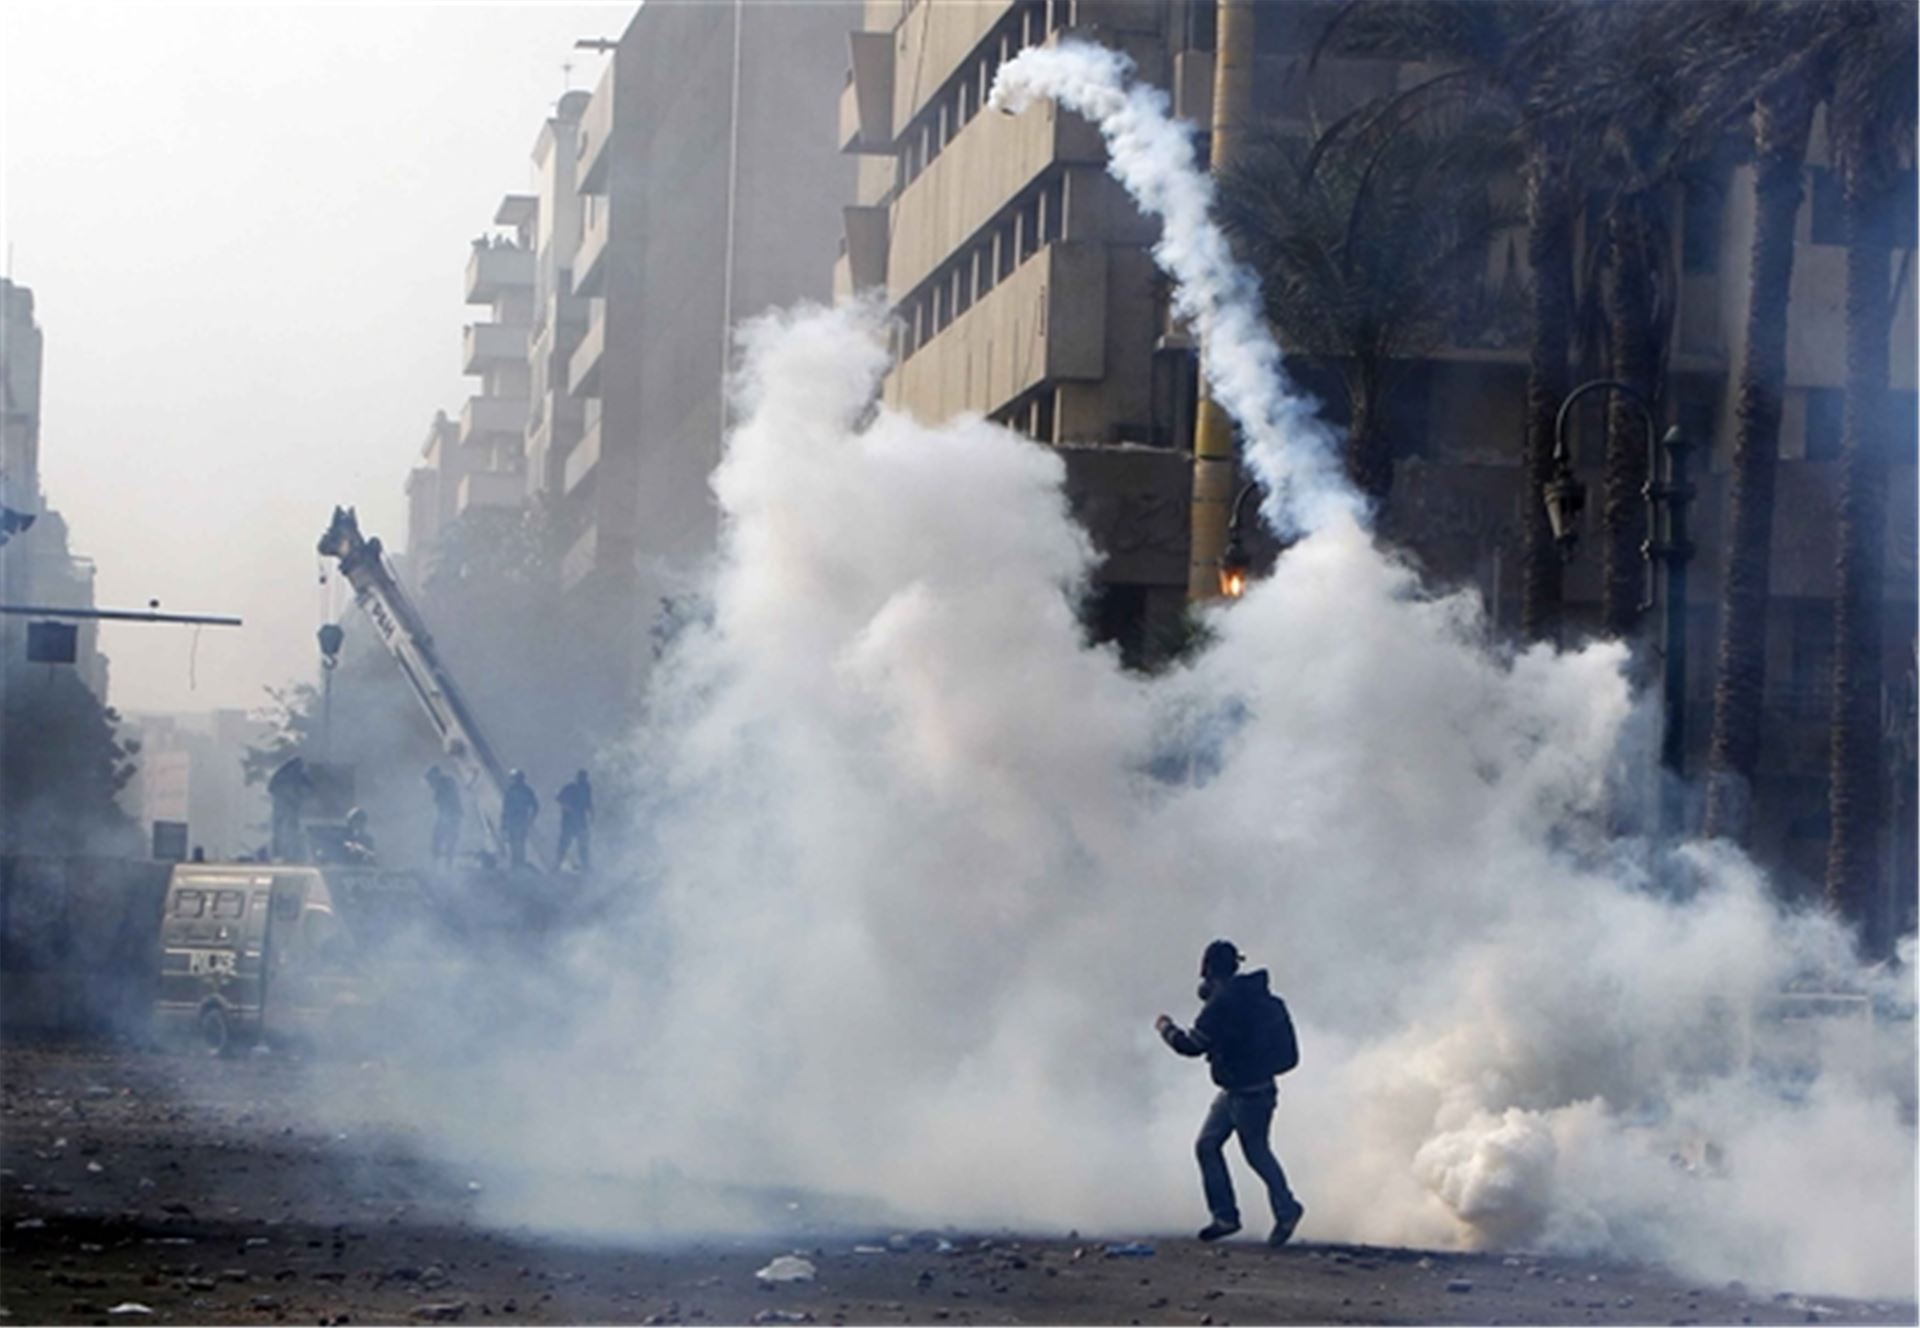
top-left (1268, 1202), bottom-right (1305, 1247)
top-left (1198, 1220), bottom-right (1241, 1242)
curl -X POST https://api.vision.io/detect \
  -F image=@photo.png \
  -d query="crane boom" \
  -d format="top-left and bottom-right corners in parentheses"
top-left (318, 506), bottom-right (539, 868)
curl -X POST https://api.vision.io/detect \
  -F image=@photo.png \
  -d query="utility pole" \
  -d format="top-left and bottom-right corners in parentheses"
top-left (1187, 0), bottom-right (1255, 602)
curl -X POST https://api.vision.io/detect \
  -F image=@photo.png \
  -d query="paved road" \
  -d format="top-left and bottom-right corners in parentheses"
top-left (2, 1042), bottom-right (1911, 1326)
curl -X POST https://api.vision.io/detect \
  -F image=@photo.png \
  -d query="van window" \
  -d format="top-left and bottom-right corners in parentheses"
top-left (171, 889), bottom-right (206, 918)
top-left (213, 890), bottom-right (246, 920)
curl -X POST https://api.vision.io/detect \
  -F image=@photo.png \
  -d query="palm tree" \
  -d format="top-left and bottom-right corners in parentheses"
top-left (1215, 122), bottom-right (1513, 503)
top-left (1822, 0), bottom-right (1917, 952)
top-left (1689, 2), bottom-right (1833, 843)
top-left (1310, 1), bottom-right (1589, 640)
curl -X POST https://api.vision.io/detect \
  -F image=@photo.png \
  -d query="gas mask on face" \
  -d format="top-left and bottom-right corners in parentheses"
top-left (1197, 977), bottom-right (1219, 1002)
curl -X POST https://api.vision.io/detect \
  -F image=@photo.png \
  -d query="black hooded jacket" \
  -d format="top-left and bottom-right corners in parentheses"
top-left (1161, 968), bottom-right (1277, 1091)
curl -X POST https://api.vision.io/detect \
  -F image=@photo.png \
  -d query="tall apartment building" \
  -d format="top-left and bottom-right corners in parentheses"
top-left (836, 1), bottom-right (1914, 920)
top-left (403, 410), bottom-right (462, 569)
top-left (460, 197), bottom-right (538, 512)
top-left (527, 91), bottom-right (594, 505)
top-left (560, 0), bottom-right (857, 699)
top-left (836, 0), bottom-right (1234, 660)
top-left (0, 278), bottom-right (108, 699)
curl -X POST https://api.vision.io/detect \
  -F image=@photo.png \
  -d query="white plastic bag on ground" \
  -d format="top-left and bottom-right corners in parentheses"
top-left (754, 1255), bottom-right (817, 1285)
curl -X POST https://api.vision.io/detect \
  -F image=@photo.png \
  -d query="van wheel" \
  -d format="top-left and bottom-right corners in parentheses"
top-left (198, 1004), bottom-right (235, 1057)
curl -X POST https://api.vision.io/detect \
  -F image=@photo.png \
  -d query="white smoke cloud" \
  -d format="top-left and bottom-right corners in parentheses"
top-left (341, 38), bottom-right (1913, 1303)
top-left (989, 40), bottom-right (1358, 536)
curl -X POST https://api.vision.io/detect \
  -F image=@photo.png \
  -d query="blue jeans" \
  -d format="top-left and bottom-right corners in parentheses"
top-left (1196, 1084), bottom-right (1298, 1226)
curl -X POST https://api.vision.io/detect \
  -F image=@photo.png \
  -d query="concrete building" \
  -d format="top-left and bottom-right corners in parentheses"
top-left (123, 708), bottom-right (272, 861)
top-left (459, 198), bottom-right (538, 514)
top-left (835, 0), bottom-right (1231, 661)
top-left (403, 410), bottom-right (463, 569)
top-left (834, 1), bottom-right (1914, 918)
top-left (0, 278), bottom-right (108, 699)
top-left (526, 90), bottom-right (595, 506)
top-left (561, 0), bottom-right (857, 696)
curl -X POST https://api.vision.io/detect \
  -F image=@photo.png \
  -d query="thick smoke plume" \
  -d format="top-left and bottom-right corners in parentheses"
top-left (990, 41), bottom-right (1357, 535)
top-left (346, 39), bottom-right (1912, 1302)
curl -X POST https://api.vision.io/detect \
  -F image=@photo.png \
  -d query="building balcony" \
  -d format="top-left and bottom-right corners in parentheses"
top-left (559, 522), bottom-right (599, 594)
top-left (576, 65), bottom-right (616, 195)
top-left (888, 92), bottom-right (1102, 299)
top-left (565, 420), bottom-right (602, 496)
top-left (838, 32), bottom-right (894, 154)
top-left (462, 321), bottom-right (529, 374)
top-left (465, 243), bottom-right (534, 305)
top-left (574, 199), bottom-right (611, 298)
top-left (459, 393), bottom-right (527, 448)
top-left (456, 468), bottom-right (526, 515)
top-left (1172, 51), bottom-right (1213, 127)
top-left (886, 240), bottom-right (1106, 421)
top-left (843, 205), bottom-right (888, 293)
top-left (570, 303), bottom-right (607, 398)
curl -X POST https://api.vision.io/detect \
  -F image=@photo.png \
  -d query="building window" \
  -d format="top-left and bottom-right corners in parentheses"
top-left (1805, 387), bottom-right (1843, 460)
top-left (1032, 387), bottom-right (1056, 443)
top-left (1893, 391), bottom-right (1918, 466)
top-left (1682, 167), bottom-right (1728, 275)
top-left (1789, 601), bottom-right (1833, 718)
top-left (1810, 166), bottom-right (1845, 246)
top-left (1018, 194), bottom-right (1042, 263)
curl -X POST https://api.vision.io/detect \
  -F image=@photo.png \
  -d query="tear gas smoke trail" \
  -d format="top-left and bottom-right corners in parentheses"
top-left (989, 41), bottom-right (1359, 536)
top-left (355, 45), bottom-right (1915, 1304)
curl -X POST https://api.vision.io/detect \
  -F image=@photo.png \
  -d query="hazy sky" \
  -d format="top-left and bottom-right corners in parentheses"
top-left (1, 2), bottom-right (624, 714)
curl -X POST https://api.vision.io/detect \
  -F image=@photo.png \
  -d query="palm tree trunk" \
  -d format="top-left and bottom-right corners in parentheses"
top-left (1600, 196), bottom-right (1660, 638)
top-left (1825, 132), bottom-right (1897, 951)
top-left (1703, 84), bottom-right (1817, 843)
top-left (1522, 136), bottom-right (1574, 641)
top-left (1344, 369), bottom-right (1391, 503)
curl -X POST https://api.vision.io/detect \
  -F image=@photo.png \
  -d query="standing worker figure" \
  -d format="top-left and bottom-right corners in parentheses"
top-left (425, 765), bottom-right (462, 869)
top-left (1156, 939), bottom-right (1305, 1247)
top-left (555, 770), bottom-right (593, 870)
top-left (267, 756), bottom-right (315, 863)
top-left (341, 807), bottom-right (377, 865)
top-left (500, 769), bottom-right (538, 870)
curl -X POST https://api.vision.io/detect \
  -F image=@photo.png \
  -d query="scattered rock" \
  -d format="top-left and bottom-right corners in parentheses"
top-left (107, 1305), bottom-right (154, 1317)
top-left (1618, 1296), bottom-right (1636, 1309)
top-left (1447, 1279), bottom-right (1474, 1294)
top-left (412, 1302), bottom-right (467, 1322)
top-left (750, 1313), bottom-right (814, 1325)
top-left (1105, 1242), bottom-right (1157, 1258)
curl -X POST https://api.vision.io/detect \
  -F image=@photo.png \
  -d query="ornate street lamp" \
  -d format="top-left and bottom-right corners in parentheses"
top-left (1547, 379), bottom-right (1694, 833)
top-left (1217, 480), bottom-right (1262, 599)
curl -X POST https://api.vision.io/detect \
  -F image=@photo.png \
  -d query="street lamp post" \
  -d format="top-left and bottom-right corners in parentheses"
top-left (1543, 379), bottom-right (1694, 835)
top-left (1217, 480), bottom-right (1262, 599)
top-left (318, 623), bottom-right (344, 760)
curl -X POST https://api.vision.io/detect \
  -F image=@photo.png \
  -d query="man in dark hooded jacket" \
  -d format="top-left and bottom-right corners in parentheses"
top-left (1156, 939), bottom-right (1305, 1246)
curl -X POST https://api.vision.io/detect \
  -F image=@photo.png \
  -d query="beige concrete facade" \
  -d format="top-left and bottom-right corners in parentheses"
top-left (837, 0), bottom-right (1199, 661)
top-left (561, 0), bottom-right (856, 699)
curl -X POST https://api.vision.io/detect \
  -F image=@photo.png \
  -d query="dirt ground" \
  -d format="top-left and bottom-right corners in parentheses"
top-left (1, 1040), bottom-right (1912, 1328)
